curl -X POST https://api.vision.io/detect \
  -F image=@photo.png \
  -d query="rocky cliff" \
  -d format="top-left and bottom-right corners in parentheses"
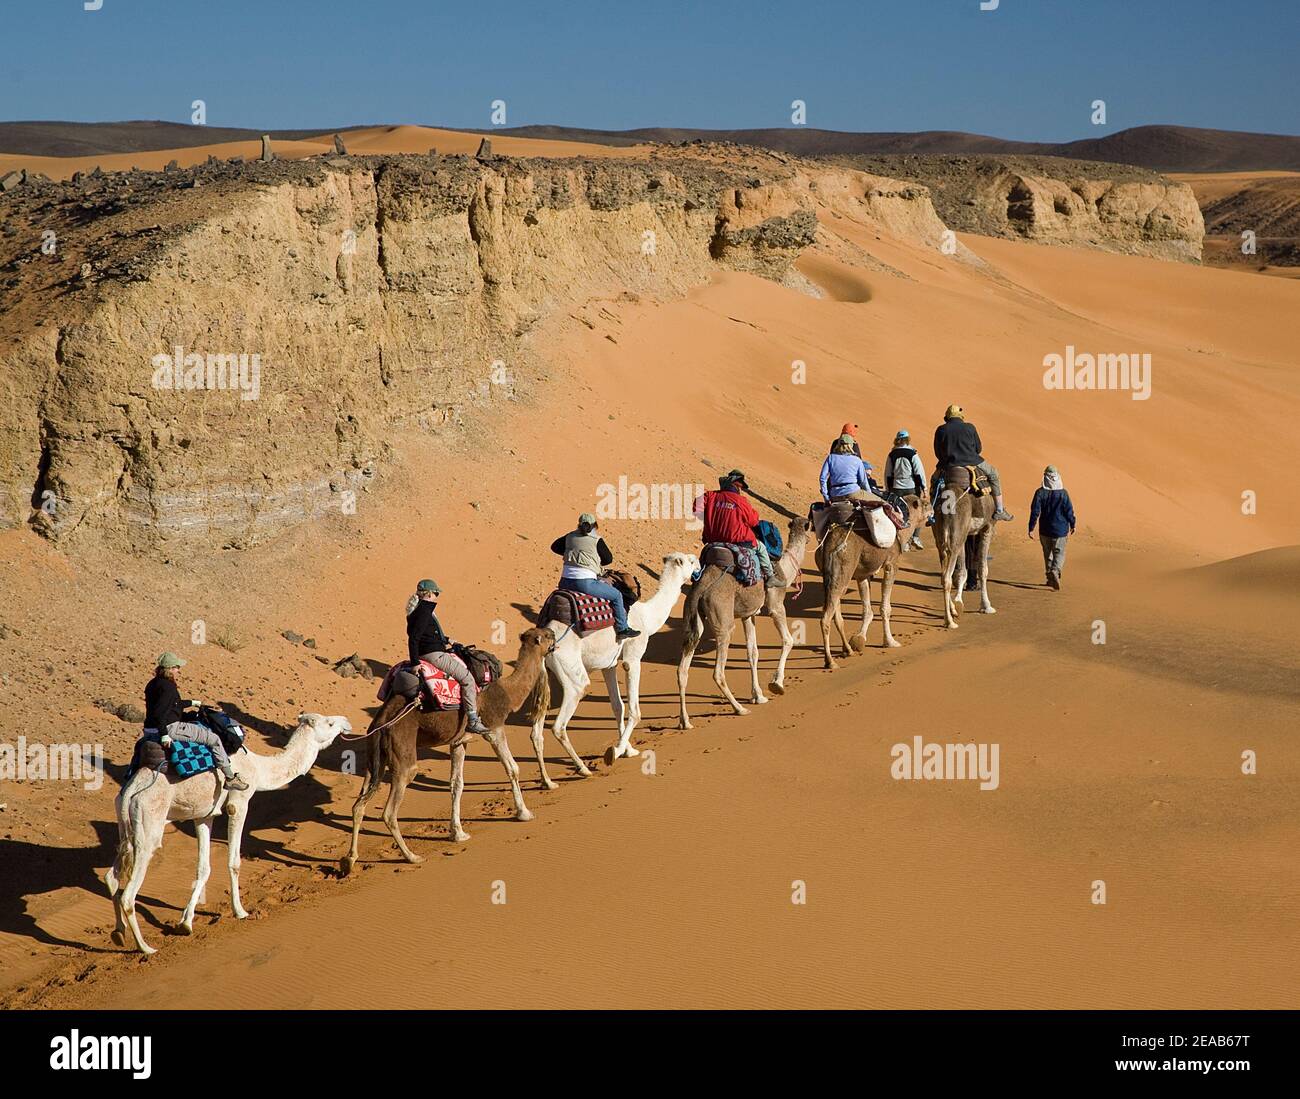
top-left (0, 149), bottom-right (924, 555)
top-left (841, 154), bottom-right (1205, 262)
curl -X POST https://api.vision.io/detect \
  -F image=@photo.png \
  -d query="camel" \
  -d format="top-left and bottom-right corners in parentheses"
top-left (815, 494), bottom-right (922, 667)
top-left (676, 516), bottom-right (811, 730)
top-left (342, 627), bottom-right (554, 874)
top-left (104, 712), bottom-right (353, 955)
top-left (932, 468), bottom-right (997, 628)
top-left (530, 552), bottom-right (699, 785)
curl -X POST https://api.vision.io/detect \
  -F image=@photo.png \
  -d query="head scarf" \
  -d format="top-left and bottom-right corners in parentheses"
top-left (1043, 466), bottom-right (1063, 491)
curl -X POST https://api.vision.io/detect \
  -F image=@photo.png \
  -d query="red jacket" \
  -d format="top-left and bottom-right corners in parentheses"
top-left (696, 489), bottom-right (759, 546)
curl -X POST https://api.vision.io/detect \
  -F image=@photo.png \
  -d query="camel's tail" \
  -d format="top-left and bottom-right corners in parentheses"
top-left (357, 704), bottom-right (395, 801)
top-left (107, 768), bottom-right (155, 894)
top-left (682, 570), bottom-right (719, 652)
top-left (523, 665), bottom-right (550, 727)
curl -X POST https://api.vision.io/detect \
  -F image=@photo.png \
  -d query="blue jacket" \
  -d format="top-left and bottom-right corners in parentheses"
top-left (820, 452), bottom-right (871, 500)
top-left (1029, 488), bottom-right (1076, 538)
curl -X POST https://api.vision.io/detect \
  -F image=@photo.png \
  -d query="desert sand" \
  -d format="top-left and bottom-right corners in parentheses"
top-left (1, 146), bottom-right (1297, 1009)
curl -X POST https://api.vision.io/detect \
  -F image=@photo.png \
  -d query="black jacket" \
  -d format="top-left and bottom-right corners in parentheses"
top-left (144, 674), bottom-right (188, 731)
top-left (407, 601), bottom-right (450, 662)
top-left (933, 419), bottom-right (983, 468)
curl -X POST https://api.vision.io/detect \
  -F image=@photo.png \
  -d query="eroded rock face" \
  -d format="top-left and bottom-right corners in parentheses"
top-left (0, 153), bottom-right (854, 554)
top-left (841, 154), bottom-right (1205, 262)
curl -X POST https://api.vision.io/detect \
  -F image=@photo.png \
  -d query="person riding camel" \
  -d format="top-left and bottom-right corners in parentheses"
top-left (884, 429), bottom-right (927, 550)
top-left (406, 579), bottom-right (490, 733)
top-left (820, 433), bottom-right (878, 503)
top-left (696, 470), bottom-right (785, 588)
top-left (143, 653), bottom-right (249, 790)
top-left (831, 422), bottom-right (862, 457)
top-left (549, 513), bottom-right (641, 641)
top-left (931, 404), bottom-right (1014, 522)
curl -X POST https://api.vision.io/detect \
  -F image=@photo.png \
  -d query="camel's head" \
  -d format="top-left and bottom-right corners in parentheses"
top-left (787, 515), bottom-right (813, 542)
top-left (519, 626), bottom-right (557, 656)
top-left (663, 551), bottom-right (700, 577)
top-left (295, 712), bottom-right (352, 748)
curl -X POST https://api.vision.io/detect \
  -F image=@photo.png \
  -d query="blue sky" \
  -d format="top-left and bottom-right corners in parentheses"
top-left (4, 0), bottom-right (1298, 139)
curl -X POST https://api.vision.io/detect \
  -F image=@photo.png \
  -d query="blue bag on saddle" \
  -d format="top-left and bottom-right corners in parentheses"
top-left (168, 739), bottom-right (218, 778)
top-left (198, 706), bottom-right (247, 756)
top-left (755, 519), bottom-right (783, 560)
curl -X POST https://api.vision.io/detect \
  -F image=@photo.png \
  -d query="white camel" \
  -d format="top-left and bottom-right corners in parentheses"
top-left (530, 552), bottom-right (698, 786)
top-left (104, 712), bottom-right (351, 955)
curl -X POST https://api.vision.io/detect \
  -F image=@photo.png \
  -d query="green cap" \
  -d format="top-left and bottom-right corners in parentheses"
top-left (416, 578), bottom-right (441, 594)
top-left (157, 652), bottom-right (186, 669)
top-left (1045, 465), bottom-right (1058, 474)
top-left (578, 512), bottom-right (597, 527)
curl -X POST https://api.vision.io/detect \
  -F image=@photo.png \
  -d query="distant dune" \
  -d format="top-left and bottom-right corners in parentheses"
top-left (3, 121), bottom-right (1299, 171)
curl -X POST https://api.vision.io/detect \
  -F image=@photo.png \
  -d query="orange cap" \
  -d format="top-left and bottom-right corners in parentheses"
top-left (840, 422), bottom-right (859, 437)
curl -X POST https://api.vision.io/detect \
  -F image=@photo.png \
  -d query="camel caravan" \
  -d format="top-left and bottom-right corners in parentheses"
top-left (109, 404), bottom-right (1068, 952)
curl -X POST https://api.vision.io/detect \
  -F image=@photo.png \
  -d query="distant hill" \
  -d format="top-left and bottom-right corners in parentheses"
top-left (2, 121), bottom-right (1298, 172)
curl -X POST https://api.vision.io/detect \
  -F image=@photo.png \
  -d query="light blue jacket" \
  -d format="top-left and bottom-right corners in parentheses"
top-left (820, 452), bottom-right (871, 500)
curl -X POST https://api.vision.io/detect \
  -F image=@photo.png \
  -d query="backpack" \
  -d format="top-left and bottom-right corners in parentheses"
top-left (197, 706), bottom-right (247, 756)
top-left (453, 644), bottom-right (503, 687)
top-left (754, 519), bottom-right (783, 560)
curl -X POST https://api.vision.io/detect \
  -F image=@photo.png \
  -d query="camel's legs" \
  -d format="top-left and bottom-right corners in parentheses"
top-left (529, 711), bottom-right (557, 792)
top-left (678, 614), bottom-right (703, 730)
top-left (344, 759), bottom-right (384, 873)
top-left (483, 728), bottom-right (534, 822)
top-left (614, 657), bottom-right (643, 757)
top-left (939, 531), bottom-right (962, 630)
top-left (713, 623), bottom-right (749, 716)
top-left (853, 576), bottom-right (873, 651)
top-left (820, 587), bottom-right (840, 670)
top-left (880, 560), bottom-right (901, 647)
top-left (977, 528), bottom-right (997, 614)
top-left (551, 665), bottom-right (595, 779)
top-left (179, 817), bottom-right (213, 933)
top-left (119, 818), bottom-right (164, 955)
top-left (832, 588), bottom-right (853, 658)
top-left (381, 762), bottom-right (423, 861)
top-left (768, 600), bottom-right (794, 694)
top-left (225, 799), bottom-right (251, 920)
top-left (448, 740), bottom-right (470, 843)
top-left (742, 615), bottom-right (768, 705)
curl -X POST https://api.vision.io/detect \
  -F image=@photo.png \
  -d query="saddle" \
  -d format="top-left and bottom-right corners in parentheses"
top-left (538, 589), bottom-right (617, 635)
top-left (700, 542), bottom-right (760, 586)
top-left (125, 707), bottom-right (246, 783)
top-left (377, 659), bottom-right (464, 709)
top-left (944, 464), bottom-right (992, 496)
top-left (809, 499), bottom-right (905, 549)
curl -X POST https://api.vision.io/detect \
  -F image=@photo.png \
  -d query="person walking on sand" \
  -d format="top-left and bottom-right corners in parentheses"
top-left (144, 653), bottom-right (249, 790)
top-left (1028, 465), bottom-right (1076, 590)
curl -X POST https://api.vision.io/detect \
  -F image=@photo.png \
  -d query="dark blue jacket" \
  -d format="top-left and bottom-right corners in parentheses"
top-left (1029, 488), bottom-right (1076, 538)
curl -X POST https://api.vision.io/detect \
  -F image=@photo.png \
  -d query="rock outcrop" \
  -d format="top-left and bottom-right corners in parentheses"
top-left (842, 154), bottom-right (1204, 262)
top-left (4, 150), bottom-right (923, 555)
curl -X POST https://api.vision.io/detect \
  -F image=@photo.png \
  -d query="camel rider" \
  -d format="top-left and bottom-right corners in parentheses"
top-left (931, 404), bottom-right (1014, 522)
top-left (820, 433), bottom-right (878, 502)
top-left (144, 653), bottom-right (249, 790)
top-left (830, 422), bottom-right (862, 457)
top-left (696, 470), bottom-right (785, 588)
top-left (549, 514), bottom-right (641, 641)
top-left (884, 429), bottom-right (927, 550)
top-left (406, 580), bottom-right (489, 733)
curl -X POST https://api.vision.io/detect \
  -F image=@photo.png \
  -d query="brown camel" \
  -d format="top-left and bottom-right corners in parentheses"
top-left (676, 516), bottom-right (810, 729)
top-left (341, 627), bottom-right (554, 874)
top-left (932, 467), bottom-right (997, 628)
top-left (815, 494), bottom-right (921, 667)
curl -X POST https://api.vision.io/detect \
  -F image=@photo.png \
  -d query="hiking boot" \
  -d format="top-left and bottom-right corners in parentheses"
top-left (924, 513), bottom-right (936, 527)
top-left (466, 713), bottom-right (490, 734)
top-left (615, 628), bottom-right (641, 641)
top-left (764, 576), bottom-right (788, 590)
top-left (225, 773), bottom-right (250, 791)
top-left (1048, 574), bottom-right (1061, 591)
top-left (993, 509), bottom-right (1015, 522)
top-left (909, 534), bottom-right (924, 550)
